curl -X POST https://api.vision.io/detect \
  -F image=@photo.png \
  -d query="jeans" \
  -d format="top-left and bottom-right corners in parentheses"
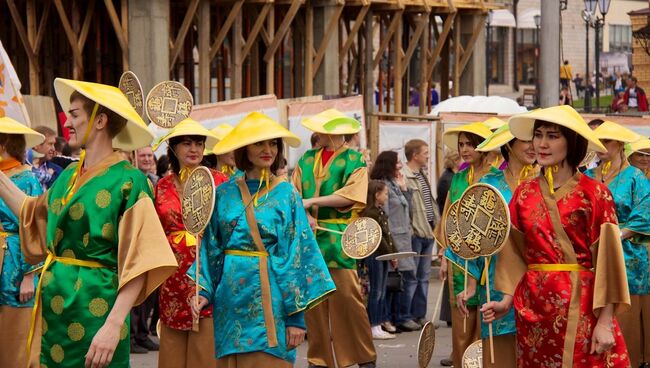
top-left (412, 236), bottom-right (434, 320)
top-left (365, 255), bottom-right (389, 326)
top-left (395, 269), bottom-right (417, 324)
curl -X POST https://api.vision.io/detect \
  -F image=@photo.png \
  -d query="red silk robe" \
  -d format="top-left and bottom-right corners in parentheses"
top-left (496, 173), bottom-right (631, 367)
top-left (155, 170), bottom-right (228, 330)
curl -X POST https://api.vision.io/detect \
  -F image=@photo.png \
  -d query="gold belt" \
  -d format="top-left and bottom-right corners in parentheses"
top-left (528, 264), bottom-right (589, 272)
top-left (27, 252), bottom-right (106, 364)
top-left (224, 249), bottom-right (269, 257)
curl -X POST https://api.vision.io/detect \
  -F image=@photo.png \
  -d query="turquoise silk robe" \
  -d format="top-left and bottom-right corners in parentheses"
top-left (194, 174), bottom-right (336, 363)
top-left (0, 168), bottom-right (42, 308)
top-left (585, 164), bottom-right (650, 294)
top-left (465, 170), bottom-right (517, 339)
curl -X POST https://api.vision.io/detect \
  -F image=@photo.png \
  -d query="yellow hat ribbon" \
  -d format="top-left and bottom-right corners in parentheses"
top-left (221, 164), bottom-right (236, 177)
top-left (468, 165), bottom-right (474, 185)
top-left (171, 231), bottom-right (197, 247)
top-left (179, 166), bottom-right (192, 183)
top-left (253, 168), bottom-right (271, 207)
top-left (601, 161), bottom-right (612, 179)
top-left (518, 164), bottom-right (533, 185)
top-left (544, 165), bottom-right (559, 194)
top-left (62, 103), bottom-right (100, 205)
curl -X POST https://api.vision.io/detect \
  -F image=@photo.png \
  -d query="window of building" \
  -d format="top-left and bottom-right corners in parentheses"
top-left (487, 27), bottom-right (508, 84)
top-left (609, 24), bottom-right (632, 53)
top-left (516, 28), bottom-right (539, 85)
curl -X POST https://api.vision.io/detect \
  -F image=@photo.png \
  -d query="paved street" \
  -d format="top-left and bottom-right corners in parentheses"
top-left (131, 278), bottom-right (453, 368)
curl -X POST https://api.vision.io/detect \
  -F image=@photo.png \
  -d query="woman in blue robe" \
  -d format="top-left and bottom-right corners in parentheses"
top-left (190, 112), bottom-right (335, 367)
top-left (585, 121), bottom-right (650, 368)
top-left (0, 118), bottom-right (44, 367)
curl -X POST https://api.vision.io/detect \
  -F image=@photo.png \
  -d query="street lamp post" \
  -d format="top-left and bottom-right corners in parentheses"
top-left (583, 0), bottom-right (611, 112)
top-left (583, 0), bottom-right (596, 112)
top-left (486, 11), bottom-right (493, 96)
top-left (534, 14), bottom-right (541, 107)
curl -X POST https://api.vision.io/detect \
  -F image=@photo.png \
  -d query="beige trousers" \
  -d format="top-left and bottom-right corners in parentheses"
top-left (617, 294), bottom-right (650, 367)
top-left (0, 305), bottom-right (40, 368)
top-left (482, 334), bottom-right (516, 368)
top-left (158, 317), bottom-right (218, 368)
top-left (306, 268), bottom-right (377, 367)
top-left (216, 351), bottom-right (292, 368)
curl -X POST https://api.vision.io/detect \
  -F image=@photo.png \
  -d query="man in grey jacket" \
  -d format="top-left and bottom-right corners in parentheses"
top-left (402, 139), bottom-right (440, 327)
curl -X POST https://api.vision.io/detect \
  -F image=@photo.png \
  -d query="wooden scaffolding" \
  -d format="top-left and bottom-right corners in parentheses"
top-left (2, 0), bottom-right (499, 116)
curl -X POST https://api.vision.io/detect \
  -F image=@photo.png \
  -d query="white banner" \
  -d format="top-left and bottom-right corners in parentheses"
top-left (0, 40), bottom-right (31, 126)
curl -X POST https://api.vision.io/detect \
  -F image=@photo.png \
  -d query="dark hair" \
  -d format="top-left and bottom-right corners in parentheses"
top-left (533, 120), bottom-right (588, 169)
top-left (370, 151), bottom-right (398, 180)
top-left (156, 154), bottom-right (170, 178)
top-left (201, 154), bottom-right (218, 169)
top-left (404, 139), bottom-right (428, 161)
top-left (61, 143), bottom-right (73, 156)
top-left (364, 179), bottom-right (387, 213)
top-left (0, 133), bottom-right (26, 162)
top-left (587, 118), bottom-right (604, 128)
top-left (167, 135), bottom-right (207, 175)
top-left (500, 144), bottom-right (511, 162)
top-left (70, 91), bottom-right (127, 138)
top-left (310, 133), bottom-right (320, 148)
top-left (234, 138), bottom-right (285, 173)
top-left (54, 136), bottom-right (67, 152)
top-left (458, 132), bottom-right (484, 149)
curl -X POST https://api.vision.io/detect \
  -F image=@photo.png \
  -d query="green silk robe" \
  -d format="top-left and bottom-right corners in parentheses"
top-left (20, 152), bottom-right (177, 367)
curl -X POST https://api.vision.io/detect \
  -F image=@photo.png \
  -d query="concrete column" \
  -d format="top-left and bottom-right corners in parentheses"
top-left (459, 14), bottom-right (486, 96)
top-left (540, 0), bottom-right (560, 107)
top-left (313, 5), bottom-right (340, 95)
top-left (128, 0), bottom-right (170, 94)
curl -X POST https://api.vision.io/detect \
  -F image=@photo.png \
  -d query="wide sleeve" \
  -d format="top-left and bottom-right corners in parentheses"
top-left (290, 165), bottom-right (303, 196)
top-left (271, 186), bottom-right (336, 316)
top-left (334, 166), bottom-right (368, 213)
top-left (591, 189), bottom-right (631, 315)
top-left (18, 175), bottom-right (44, 274)
top-left (19, 192), bottom-right (49, 265)
top-left (116, 177), bottom-right (178, 305)
top-left (621, 170), bottom-right (650, 239)
top-left (494, 188), bottom-right (529, 296)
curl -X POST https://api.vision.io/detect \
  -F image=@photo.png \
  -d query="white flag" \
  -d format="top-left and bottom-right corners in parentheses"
top-left (0, 40), bottom-right (31, 126)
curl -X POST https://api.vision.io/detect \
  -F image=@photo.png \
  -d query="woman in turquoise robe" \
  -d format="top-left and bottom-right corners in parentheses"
top-left (0, 125), bottom-right (44, 367)
top-left (191, 112), bottom-right (335, 367)
top-left (585, 121), bottom-right (650, 367)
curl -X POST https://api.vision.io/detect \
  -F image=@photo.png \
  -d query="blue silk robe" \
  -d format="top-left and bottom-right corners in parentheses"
top-left (464, 169), bottom-right (517, 339)
top-left (585, 164), bottom-right (650, 294)
top-left (0, 168), bottom-right (42, 308)
top-left (193, 174), bottom-right (336, 363)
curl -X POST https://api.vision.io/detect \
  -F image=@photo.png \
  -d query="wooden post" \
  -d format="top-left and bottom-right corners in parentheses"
top-left (453, 15), bottom-right (461, 97)
top-left (393, 11), bottom-right (403, 115)
top-left (364, 9), bottom-right (374, 119)
top-left (267, 6), bottom-right (275, 94)
top-left (419, 14), bottom-right (430, 115)
top-left (121, 0), bottom-right (128, 70)
top-left (198, 0), bottom-right (210, 103)
top-left (26, 0), bottom-right (39, 94)
top-left (305, 3), bottom-right (314, 96)
top-left (441, 32), bottom-right (450, 101)
top-left (231, 12), bottom-right (243, 99)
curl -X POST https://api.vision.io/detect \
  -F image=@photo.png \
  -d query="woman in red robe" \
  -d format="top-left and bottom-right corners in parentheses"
top-left (154, 119), bottom-right (228, 368)
top-left (484, 105), bottom-right (631, 367)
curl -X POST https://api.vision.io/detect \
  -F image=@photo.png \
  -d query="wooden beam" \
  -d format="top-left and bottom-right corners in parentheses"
top-left (339, 5), bottom-right (369, 67)
top-left (209, 0), bottom-right (244, 61)
top-left (34, 0), bottom-right (51, 54)
top-left (27, 0), bottom-right (39, 92)
top-left (263, 0), bottom-right (302, 61)
top-left (53, 0), bottom-right (83, 75)
top-left (198, 0), bottom-right (210, 103)
top-left (231, 12), bottom-right (243, 99)
top-left (393, 11), bottom-right (403, 114)
top-left (419, 13), bottom-right (430, 114)
top-left (312, 4), bottom-right (344, 78)
top-left (266, 6), bottom-right (275, 94)
top-left (241, 3), bottom-right (273, 60)
top-left (6, 0), bottom-right (40, 71)
top-left (425, 11), bottom-right (455, 82)
top-left (458, 13), bottom-right (487, 76)
top-left (305, 4), bottom-right (314, 95)
top-left (400, 14), bottom-right (427, 79)
top-left (372, 10), bottom-right (403, 70)
top-left (104, 0), bottom-right (128, 53)
top-left (453, 15), bottom-right (461, 97)
top-left (169, 0), bottom-right (200, 69)
top-left (78, 0), bottom-right (95, 51)
top-left (121, 0), bottom-right (129, 70)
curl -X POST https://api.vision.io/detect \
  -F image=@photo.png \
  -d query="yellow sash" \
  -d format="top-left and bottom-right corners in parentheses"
top-left (527, 263), bottom-right (589, 272)
top-left (170, 231), bottom-right (198, 247)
